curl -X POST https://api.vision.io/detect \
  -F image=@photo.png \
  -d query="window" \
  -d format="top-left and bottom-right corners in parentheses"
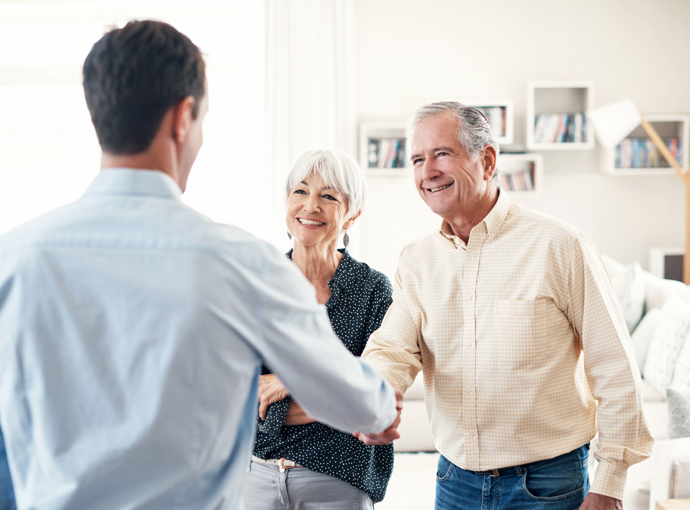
top-left (0, 1), bottom-right (266, 238)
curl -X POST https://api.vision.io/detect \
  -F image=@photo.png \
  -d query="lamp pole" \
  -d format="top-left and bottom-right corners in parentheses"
top-left (639, 116), bottom-right (690, 284)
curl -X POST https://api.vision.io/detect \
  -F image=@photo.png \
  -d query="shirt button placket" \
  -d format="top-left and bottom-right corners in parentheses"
top-left (462, 231), bottom-right (483, 469)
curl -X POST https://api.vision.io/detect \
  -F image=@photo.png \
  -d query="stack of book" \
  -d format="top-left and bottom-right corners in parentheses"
top-left (533, 113), bottom-right (587, 143)
top-left (615, 137), bottom-right (682, 168)
top-left (367, 138), bottom-right (406, 168)
top-left (474, 106), bottom-right (506, 137)
top-left (499, 171), bottom-right (534, 192)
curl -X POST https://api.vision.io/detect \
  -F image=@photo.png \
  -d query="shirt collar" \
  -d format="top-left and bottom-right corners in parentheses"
top-left (83, 169), bottom-right (183, 201)
top-left (438, 188), bottom-right (511, 243)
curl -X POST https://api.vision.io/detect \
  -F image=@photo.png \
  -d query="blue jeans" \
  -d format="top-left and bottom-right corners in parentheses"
top-left (435, 445), bottom-right (590, 510)
top-left (0, 427), bottom-right (16, 510)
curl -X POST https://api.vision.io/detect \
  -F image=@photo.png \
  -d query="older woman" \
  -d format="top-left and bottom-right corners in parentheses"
top-left (242, 149), bottom-right (394, 509)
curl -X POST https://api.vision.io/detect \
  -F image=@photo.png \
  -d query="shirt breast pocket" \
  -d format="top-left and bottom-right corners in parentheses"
top-left (494, 298), bottom-right (568, 370)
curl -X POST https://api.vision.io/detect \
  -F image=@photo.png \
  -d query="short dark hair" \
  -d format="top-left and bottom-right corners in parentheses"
top-left (83, 20), bottom-right (206, 154)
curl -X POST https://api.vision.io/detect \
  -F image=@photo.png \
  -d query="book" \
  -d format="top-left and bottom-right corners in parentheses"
top-left (377, 139), bottom-right (390, 168)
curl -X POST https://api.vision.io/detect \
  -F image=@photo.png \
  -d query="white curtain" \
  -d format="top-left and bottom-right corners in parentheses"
top-left (264, 0), bottom-right (358, 251)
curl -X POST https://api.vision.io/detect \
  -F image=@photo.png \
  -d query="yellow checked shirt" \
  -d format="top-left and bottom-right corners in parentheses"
top-left (362, 190), bottom-right (653, 500)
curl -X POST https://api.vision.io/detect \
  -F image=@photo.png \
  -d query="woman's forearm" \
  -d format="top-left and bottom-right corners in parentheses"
top-left (284, 401), bottom-right (317, 426)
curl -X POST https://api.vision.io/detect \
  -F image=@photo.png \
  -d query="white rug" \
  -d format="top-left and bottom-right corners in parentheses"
top-left (377, 452), bottom-right (439, 509)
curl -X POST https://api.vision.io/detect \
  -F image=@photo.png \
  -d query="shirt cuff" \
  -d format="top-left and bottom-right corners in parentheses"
top-left (590, 459), bottom-right (627, 501)
top-left (257, 396), bottom-right (292, 436)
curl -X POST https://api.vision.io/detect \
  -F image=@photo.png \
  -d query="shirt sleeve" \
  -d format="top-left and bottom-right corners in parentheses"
top-left (257, 396), bottom-right (292, 437)
top-left (249, 247), bottom-right (398, 435)
top-left (566, 233), bottom-right (654, 500)
top-left (361, 252), bottom-right (424, 393)
top-left (0, 425), bottom-right (16, 510)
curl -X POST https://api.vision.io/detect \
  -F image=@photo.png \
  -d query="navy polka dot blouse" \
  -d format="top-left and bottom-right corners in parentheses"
top-left (253, 249), bottom-right (394, 503)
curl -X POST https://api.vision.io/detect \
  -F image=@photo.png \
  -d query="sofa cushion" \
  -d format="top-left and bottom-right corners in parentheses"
top-left (631, 308), bottom-right (661, 373)
top-left (642, 268), bottom-right (689, 312)
top-left (644, 401), bottom-right (668, 440)
top-left (644, 295), bottom-right (690, 397)
top-left (393, 400), bottom-right (436, 452)
top-left (602, 255), bottom-right (646, 332)
top-left (642, 378), bottom-right (665, 403)
top-left (667, 386), bottom-right (690, 440)
top-left (672, 336), bottom-right (690, 387)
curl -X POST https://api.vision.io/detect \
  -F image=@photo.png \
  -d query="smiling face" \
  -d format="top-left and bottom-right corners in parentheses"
top-left (286, 171), bottom-right (355, 250)
top-left (410, 112), bottom-right (496, 226)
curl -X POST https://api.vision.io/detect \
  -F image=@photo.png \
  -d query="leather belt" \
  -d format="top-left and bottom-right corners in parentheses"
top-left (467, 465), bottom-right (524, 477)
top-left (251, 455), bottom-right (304, 472)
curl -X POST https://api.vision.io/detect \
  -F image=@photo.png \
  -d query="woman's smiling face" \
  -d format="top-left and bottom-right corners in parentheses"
top-left (286, 170), bottom-right (351, 249)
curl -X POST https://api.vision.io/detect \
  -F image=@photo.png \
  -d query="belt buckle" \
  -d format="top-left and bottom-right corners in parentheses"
top-left (279, 458), bottom-right (297, 473)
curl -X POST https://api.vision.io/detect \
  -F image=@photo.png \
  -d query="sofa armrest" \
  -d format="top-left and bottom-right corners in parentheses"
top-left (648, 437), bottom-right (690, 510)
top-left (669, 458), bottom-right (690, 499)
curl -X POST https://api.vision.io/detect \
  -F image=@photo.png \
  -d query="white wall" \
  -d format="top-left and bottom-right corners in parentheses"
top-left (354, 0), bottom-right (690, 279)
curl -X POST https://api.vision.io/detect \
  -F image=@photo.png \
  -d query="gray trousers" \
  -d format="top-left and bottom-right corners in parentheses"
top-left (242, 459), bottom-right (374, 510)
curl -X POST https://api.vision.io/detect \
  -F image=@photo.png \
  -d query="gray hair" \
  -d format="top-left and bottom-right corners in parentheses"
top-left (407, 101), bottom-right (500, 182)
top-left (284, 149), bottom-right (367, 218)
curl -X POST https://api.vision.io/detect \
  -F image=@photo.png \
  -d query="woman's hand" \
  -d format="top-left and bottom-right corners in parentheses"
top-left (258, 374), bottom-right (289, 420)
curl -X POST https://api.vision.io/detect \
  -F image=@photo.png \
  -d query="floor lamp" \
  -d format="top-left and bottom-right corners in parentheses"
top-left (587, 99), bottom-right (690, 284)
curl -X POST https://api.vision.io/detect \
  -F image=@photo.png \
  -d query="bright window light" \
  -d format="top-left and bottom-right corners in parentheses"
top-left (0, 2), bottom-right (265, 239)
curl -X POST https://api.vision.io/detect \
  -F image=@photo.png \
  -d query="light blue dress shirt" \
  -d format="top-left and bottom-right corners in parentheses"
top-left (0, 169), bottom-right (396, 510)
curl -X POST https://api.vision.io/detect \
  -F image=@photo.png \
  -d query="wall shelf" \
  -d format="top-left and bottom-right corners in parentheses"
top-left (527, 81), bottom-right (594, 150)
top-left (497, 152), bottom-right (543, 197)
top-left (464, 99), bottom-right (514, 145)
top-left (599, 114), bottom-right (689, 176)
top-left (359, 122), bottom-right (410, 175)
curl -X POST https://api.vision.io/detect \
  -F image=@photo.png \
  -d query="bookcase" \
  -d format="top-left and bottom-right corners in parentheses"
top-left (358, 121), bottom-right (542, 197)
top-left (464, 100), bottom-right (514, 145)
top-left (527, 81), bottom-right (594, 150)
top-left (497, 153), bottom-right (543, 196)
top-left (359, 122), bottom-right (410, 176)
top-left (600, 114), bottom-right (689, 176)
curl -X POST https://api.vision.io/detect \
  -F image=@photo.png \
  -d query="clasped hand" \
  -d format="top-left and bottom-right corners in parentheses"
top-left (258, 374), bottom-right (289, 420)
top-left (258, 375), bottom-right (403, 445)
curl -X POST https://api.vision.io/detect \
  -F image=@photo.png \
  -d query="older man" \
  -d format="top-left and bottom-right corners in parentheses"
top-left (0, 20), bottom-right (400, 510)
top-left (362, 102), bottom-right (653, 510)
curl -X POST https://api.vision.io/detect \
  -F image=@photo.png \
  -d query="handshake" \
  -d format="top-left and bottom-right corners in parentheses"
top-left (258, 374), bottom-right (404, 445)
top-left (353, 383), bottom-right (404, 445)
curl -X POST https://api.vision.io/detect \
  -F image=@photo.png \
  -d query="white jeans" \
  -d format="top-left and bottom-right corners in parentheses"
top-left (242, 459), bottom-right (374, 510)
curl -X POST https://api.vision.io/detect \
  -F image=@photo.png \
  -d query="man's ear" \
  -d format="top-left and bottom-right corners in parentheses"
top-left (171, 96), bottom-right (196, 145)
top-left (482, 145), bottom-right (497, 181)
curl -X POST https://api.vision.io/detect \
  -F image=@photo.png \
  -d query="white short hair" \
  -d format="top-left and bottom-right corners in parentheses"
top-left (284, 149), bottom-right (367, 218)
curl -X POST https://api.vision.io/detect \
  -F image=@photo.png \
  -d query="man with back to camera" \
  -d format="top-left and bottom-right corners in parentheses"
top-left (362, 102), bottom-right (654, 510)
top-left (0, 20), bottom-right (402, 510)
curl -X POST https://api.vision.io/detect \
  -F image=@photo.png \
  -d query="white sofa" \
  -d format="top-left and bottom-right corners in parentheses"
top-left (394, 374), bottom-right (435, 452)
top-left (603, 256), bottom-right (690, 510)
top-left (392, 256), bottom-right (690, 510)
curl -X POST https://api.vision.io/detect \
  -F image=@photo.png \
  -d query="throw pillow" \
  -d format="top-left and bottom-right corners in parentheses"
top-left (673, 334), bottom-right (690, 387)
top-left (602, 255), bottom-right (646, 332)
top-left (630, 308), bottom-right (660, 373)
top-left (667, 386), bottom-right (690, 439)
top-left (644, 294), bottom-right (690, 396)
top-left (642, 268), bottom-right (689, 312)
